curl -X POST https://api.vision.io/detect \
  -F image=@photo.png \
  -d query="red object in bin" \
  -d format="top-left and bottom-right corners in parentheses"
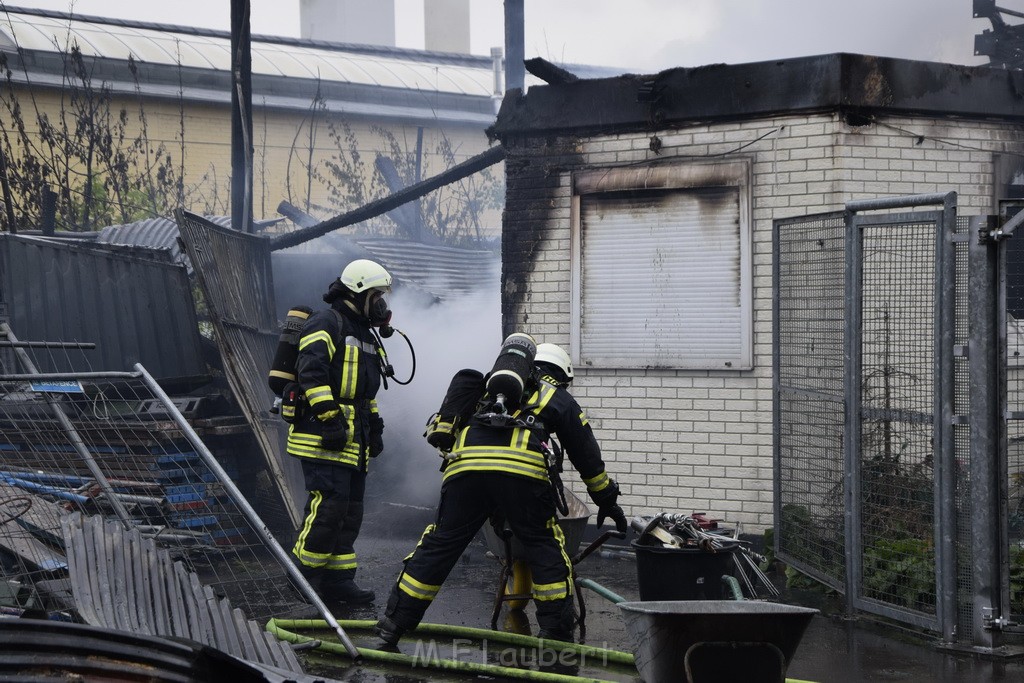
top-left (690, 513), bottom-right (718, 530)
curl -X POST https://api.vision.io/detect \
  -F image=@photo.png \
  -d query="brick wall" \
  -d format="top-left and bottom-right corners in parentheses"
top-left (502, 111), bottom-right (1024, 531)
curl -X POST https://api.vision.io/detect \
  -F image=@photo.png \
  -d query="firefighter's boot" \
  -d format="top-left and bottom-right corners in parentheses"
top-left (321, 569), bottom-right (375, 605)
top-left (373, 616), bottom-right (405, 647)
top-left (535, 596), bottom-right (574, 643)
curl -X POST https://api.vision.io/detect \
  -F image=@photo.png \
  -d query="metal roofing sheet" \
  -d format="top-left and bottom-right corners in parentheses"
top-left (0, 11), bottom-right (495, 96)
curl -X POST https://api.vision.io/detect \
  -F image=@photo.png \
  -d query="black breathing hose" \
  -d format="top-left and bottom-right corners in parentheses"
top-left (374, 326), bottom-right (416, 387)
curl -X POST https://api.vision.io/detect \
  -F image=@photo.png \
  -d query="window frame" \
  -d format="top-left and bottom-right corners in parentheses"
top-left (569, 157), bottom-right (754, 371)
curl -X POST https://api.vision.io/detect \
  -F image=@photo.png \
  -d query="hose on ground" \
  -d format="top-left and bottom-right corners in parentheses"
top-left (267, 617), bottom-right (634, 683)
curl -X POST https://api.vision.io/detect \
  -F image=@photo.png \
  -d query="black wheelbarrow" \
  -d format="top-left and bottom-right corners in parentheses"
top-left (618, 600), bottom-right (818, 682)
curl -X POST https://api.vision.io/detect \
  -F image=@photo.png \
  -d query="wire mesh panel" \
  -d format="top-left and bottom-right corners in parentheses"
top-left (852, 213), bottom-right (943, 630)
top-left (952, 216), bottom-right (973, 644)
top-left (773, 211), bottom-right (846, 589)
top-left (175, 209), bottom-right (303, 530)
top-left (1005, 235), bottom-right (1024, 625)
top-left (0, 328), bottom-right (308, 628)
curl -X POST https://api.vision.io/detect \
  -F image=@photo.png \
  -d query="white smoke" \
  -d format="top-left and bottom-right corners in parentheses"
top-left (371, 282), bottom-right (502, 506)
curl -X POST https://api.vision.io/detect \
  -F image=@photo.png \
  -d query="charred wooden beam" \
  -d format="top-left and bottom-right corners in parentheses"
top-left (525, 57), bottom-right (579, 85)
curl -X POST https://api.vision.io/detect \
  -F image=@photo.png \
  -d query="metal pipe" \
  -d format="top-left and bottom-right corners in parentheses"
top-left (1, 324), bottom-right (134, 527)
top-left (845, 193), bottom-right (950, 213)
top-left (133, 363), bottom-right (362, 661)
top-left (576, 577), bottom-right (625, 604)
top-left (0, 341), bottom-right (96, 349)
top-left (0, 371), bottom-right (136, 381)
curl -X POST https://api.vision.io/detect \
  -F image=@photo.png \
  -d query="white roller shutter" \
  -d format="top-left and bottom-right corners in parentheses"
top-left (571, 160), bottom-right (752, 370)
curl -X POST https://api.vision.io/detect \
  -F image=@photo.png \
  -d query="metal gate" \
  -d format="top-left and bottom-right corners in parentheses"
top-left (774, 193), bottom-right (965, 641)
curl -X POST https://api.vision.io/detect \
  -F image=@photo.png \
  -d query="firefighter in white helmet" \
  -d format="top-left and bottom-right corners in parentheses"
top-left (375, 340), bottom-right (626, 645)
top-left (287, 258), bottom-right (392, 605)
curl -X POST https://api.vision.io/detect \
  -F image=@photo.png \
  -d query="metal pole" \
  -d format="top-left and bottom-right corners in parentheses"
top-left (842, 207), bottom-right (863, 615)
top-left (503, 0), bottom-right (525, 92)
top-left (0, 324), bottom-right (134, 527)
top-left (134, 363), bottom-right (362, 660)
top-left (935, 192), bottom-right (958, 642)
top-left (967, 215), bottom-right (1003, 649)
top-left (230, 0), bottom-right (253, 234)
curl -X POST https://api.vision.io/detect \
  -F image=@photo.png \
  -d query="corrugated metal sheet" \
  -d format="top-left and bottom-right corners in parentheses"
top-left (96, 215), bottom-right (281, 275)
top-left (0, 10), bottom-right (502, 97)
top-left (61, 513), bottom-right (304, 675)
top-left (174, 210), bottom-right (303, 528)
top-left (0, 233), bottom-right (206, 379)
top-left (353, 237), bottom-right (499, 299)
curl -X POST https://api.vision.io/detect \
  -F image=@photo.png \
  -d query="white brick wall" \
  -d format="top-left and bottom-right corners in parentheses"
top-left (517, 111), bottom-right (1024, 532)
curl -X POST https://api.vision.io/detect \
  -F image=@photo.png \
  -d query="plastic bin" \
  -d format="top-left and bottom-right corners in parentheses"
top-left (632, 541), bottom-right (738, 601)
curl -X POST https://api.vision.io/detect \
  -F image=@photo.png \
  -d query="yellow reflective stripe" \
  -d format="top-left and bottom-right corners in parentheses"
top-left (405, 524), bottom-right (435, 562)
top-left (549, 516), bottom-right (573, 583)
top-left (449, 446), bottom-right (547, 466)
top-left (345, 335), bottom-right (378, 355)
top-left (533, 580), bottom-right (569, 601)
top-left (584, 471), bottom-right (611, 492)
top-left (398, 572), bottom-right (441, 601)
top-left (286, 440), bottom-right (361, 466)
top-left (579, 410), bottom-right (589, 427)
top-left (269, 369), bottom-right (296, 381)
top-left (325, 553), bottom-right (357, 570)
top-left (510, 427), bottom-right (530, 450)
top-left (298, 330), bottom-right (335, 358)
top-left (340, 344), bottom-right (358, 399)
top-left (287, 308), bottom-right (311, 319)
top-left (306, 385), bottom-right (334, 405)
top-left (370, 399), bottom-right (379, 415)
top-left (293, 491), bottom-right (325, 567)
top-left (442, 459), bottom-right (549, 482)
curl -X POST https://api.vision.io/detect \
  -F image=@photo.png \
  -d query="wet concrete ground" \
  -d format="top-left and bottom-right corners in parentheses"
top-left (286, 507), bottom-right (1024, 682)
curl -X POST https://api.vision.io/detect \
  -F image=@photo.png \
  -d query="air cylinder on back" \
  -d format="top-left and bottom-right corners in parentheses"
top-left (485, 332), bottom-right (537, 411)
top-left (267, 305), bottom-right (314, 395)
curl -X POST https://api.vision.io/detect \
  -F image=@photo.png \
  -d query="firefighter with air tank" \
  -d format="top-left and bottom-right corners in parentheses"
top-left (374, 333), bottom-right (627, 645)
top-left (268, 259), bottom-right (394, 606)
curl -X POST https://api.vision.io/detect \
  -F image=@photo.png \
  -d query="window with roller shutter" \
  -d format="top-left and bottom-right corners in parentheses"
top-left (569, 158), bottom-right (752, 370)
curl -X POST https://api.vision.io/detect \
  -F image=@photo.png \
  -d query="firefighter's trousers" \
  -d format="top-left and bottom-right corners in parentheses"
top-left (383, 471), bottom-right (575, 640)
top-left (292, 460), bottom-right (366, 582)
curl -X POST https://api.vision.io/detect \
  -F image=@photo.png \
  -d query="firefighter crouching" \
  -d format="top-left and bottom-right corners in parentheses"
top-left (374, 338), bottom-right (627, 644)
top-left (287, 259), bottom-right (393, 605)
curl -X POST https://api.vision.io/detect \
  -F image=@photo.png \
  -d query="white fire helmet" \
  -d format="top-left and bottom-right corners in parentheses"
top-left (535, 343), bottom-right (573, 381)
top-left (340, 259), bottom-right (392, 294)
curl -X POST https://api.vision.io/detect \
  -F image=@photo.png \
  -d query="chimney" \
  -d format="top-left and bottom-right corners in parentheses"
top-left (300, 0), bottom-right (396, 46)
top-left (424, 0), bottom-right (470, 53)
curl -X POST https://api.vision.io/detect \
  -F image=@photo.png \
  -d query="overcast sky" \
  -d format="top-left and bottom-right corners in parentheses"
top-left (6, 0), bottom-right (996, 72)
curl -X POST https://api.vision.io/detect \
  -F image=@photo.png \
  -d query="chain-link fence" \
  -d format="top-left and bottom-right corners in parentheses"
top-left (0, 323), bottom-right (307, 628)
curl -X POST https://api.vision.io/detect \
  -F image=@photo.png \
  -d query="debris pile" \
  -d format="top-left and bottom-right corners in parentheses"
top-left (632, 512), bottom-right (780, 598)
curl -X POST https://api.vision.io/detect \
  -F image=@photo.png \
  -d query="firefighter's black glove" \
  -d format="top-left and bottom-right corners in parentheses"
top-left (590, 479), bottom-right (628, 534)
top-left (319, 416), bottom-right (348, 451)
top-left (368, 413), bottom-right (385, 458)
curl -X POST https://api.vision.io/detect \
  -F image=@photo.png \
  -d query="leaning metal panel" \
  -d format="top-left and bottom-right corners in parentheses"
top-left (0, 344), bottom-right (310, 629)
top-left (175, 210), bottom-right (303, 529)
top-left (773, 211), bottom-right (846, 590)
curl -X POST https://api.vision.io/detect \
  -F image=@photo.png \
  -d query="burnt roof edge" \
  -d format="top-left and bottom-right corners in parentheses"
top-left (488, 53), bottom-right (1024, 140)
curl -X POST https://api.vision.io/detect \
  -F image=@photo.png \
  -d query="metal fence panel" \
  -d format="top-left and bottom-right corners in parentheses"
top-left (174, 210), bottom-right (302, 529)
top-left (773, 211), bottom-right (847, 590)
top-left (0, 335), bottom-right (308, 630)
top-left (775, 196), bottom-right (968, 643)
